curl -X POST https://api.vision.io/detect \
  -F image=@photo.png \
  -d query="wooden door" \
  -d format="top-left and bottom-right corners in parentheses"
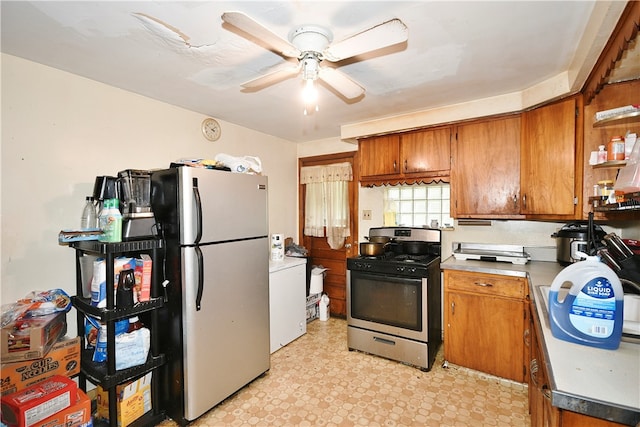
top-left (521, 97), bottom-right (578, 216)
top-left (299, 152), bottom-right (358, 317)
top-left (452, 116), bottom-right (521, 217)
top-left (358, 135), bottom-right (400, 178)
top-left (401, 127), bottom-right (451, 174)
top-left (444, 290), bottom-right (526, 382)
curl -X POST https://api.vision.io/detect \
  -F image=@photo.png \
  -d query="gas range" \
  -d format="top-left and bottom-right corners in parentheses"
top-left (350, 227), bottom-right (442, 278)
top-left (347, 253), bottom-right (440, 277)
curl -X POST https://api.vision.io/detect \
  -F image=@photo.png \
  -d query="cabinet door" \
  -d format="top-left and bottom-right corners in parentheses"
top-left (521, 97), bottom-right (577, 216)
top-left (452, 116), bottom-right (521, 217)
top-left (359, 135), bottom-right (400, 177)
top-left (444, 290), bottom-right (526, 382)
top-left (401, 127), bottom-right (451, 174)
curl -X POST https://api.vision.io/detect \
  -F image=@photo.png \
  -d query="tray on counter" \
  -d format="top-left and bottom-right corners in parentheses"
top-left (452, 242), bottom-right (531, 265)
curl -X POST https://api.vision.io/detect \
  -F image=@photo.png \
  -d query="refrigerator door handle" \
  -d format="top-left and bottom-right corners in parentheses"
top-left (193, 177), bottom-right (203, 244)
top-left (195, 245), bottom-right (204, 311)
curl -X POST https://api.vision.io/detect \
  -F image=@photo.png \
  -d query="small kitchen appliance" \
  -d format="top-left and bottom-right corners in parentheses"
top-left (551, 222), bottom-right (606, 265)
top-left (118, 169), bottom-right (156, 240)
top-left (92, 175), bottom-right (118, 212)
top-left (347, 227), bottom-right (441, 371)
top-left (452, 242), bottom-right (531, 264)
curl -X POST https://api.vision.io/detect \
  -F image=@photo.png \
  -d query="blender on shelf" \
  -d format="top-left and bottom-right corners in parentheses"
top-left (117, 169), bottom-right (156, 240)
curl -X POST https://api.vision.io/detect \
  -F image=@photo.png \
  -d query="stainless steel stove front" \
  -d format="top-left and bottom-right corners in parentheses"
top-left (346, 260), bottom-right (441, 371)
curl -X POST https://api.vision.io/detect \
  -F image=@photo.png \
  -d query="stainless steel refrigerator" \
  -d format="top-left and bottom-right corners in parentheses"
top-left (150, 166), bottom-right (270, 425)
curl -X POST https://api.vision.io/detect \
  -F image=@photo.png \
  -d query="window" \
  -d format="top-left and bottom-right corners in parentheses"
top-left (383, 183), bottom-right (452, 227)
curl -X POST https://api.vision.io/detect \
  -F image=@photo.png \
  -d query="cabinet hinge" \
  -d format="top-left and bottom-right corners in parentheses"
top-left (575, 106), bottom-right (579, 118)
top-left (574, 196), bottom-right (578, 205)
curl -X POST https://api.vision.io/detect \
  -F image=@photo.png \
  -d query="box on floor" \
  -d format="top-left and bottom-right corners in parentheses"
top-left (1, 336), bottom-right (80, 397)
top-left (0, 375), bottom-right (77, 427)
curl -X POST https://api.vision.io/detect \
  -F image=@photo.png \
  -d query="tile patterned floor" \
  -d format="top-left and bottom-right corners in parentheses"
top-left (159, 318), bottom-right (530, 426)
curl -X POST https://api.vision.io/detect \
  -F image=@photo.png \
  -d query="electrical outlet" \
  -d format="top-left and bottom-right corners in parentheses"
top-left (362, 210), bottom-right (372, 220)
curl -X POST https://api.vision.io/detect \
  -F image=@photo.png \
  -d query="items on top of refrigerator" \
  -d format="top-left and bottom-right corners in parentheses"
top-left (213, 153), bottom-right (263, 174)
top-left (171, 158), bottom-right (230, 170)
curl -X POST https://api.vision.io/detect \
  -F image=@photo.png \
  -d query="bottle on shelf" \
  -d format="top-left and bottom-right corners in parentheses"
top-left (597, 145), bottom-right (607, 164)
top-left (80, 196), bottom-right (98, 230)
top-left (98, 199), bottom-right (123, 242)
top-left (607, 136), bottom-right (625, 161)
top-left (128, 316), bottom-right (144, 332)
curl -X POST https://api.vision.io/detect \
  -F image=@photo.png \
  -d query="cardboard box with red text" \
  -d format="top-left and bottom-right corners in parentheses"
top-left (1, 313), bottom-right (67, 363)
top-left (134, 255), bottom-right (152, 302)
top-left (32, 389), bottom-right (91, 427)
top-left (1, 336), bottom-right (80, 396)
top-left (1, 375), bottom-right (76, 427)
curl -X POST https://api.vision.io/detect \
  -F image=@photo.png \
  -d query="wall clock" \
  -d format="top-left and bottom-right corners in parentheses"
top-left (201, 118), bottom-right (221, 141)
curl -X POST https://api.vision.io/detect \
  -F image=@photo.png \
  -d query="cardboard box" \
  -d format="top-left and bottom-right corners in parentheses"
top-left (96, 372), bottom-right (152, 427)
top-left (1, 336), bottom-right (81, 397)
top-left (134, 255), bottom-right (152, 302)
top-left (32, 389), bottom-right (91, 427)
top-left (1, 313), bottom-right (67, 364)
top-left (1, 375), bottom-right (77, 427)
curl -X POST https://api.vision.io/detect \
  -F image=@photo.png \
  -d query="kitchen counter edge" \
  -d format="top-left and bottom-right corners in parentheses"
top-left (440, 257), bottom-right (640, 426)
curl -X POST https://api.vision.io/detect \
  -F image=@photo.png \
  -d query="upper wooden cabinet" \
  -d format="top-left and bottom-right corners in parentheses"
top-left (359, 127), bottom-right (451, 185)
top-left (520, 97), bottom-right (581, 218)
top-left (451, 115), bottom-right (521, 218)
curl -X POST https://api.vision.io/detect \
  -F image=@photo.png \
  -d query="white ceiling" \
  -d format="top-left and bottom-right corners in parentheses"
top-left (0, 1), bottom-right (627, 143)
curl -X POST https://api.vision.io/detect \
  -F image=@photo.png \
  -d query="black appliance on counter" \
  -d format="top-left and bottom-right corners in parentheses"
top-left (347, 227), bottom-right (441, 371)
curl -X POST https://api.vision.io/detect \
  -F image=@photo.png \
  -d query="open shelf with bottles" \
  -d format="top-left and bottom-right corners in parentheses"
top-left (69, 238), bottom-right (166, 427)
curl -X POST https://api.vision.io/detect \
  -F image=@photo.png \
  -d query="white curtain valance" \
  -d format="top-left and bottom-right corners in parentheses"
top-left (300, 162), bottom-right (353, 184)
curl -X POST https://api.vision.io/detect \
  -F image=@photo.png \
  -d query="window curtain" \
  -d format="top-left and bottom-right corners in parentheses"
top-left (300, 162), bottom-right (352, 249)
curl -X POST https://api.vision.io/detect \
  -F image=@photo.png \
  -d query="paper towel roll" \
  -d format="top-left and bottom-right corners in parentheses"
top-left (271, 234), bottom-right (284, 261)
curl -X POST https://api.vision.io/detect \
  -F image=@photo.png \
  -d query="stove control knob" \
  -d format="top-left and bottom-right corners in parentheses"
top-left (396, 266), bottom-right (405, 272)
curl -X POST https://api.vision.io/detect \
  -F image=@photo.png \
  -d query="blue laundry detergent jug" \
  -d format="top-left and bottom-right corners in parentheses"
top-left (548, 253), bottom-right (624, 350)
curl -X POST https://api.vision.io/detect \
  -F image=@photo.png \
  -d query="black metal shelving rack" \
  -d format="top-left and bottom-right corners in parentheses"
top-left (70, 239), bottom-right (166, 427)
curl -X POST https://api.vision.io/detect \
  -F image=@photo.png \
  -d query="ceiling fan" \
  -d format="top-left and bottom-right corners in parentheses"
top-left (221, 11), bottom-right (409, 104)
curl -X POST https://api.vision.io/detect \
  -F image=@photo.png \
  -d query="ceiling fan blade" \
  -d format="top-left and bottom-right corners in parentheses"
top-left (241, 63), bottom-right (301, 89)
top-left (323, 18), bottom-right (408, 62)
top-left (221, 11), bottom-right (300, 58)
top-left (318, 67), bottom-right (364, 99)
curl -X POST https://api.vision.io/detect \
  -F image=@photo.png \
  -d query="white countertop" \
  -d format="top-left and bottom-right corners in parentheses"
top-left (441, 257), bottom-right (640, 425)
top-left (269, 256), bottom-right (307, 273)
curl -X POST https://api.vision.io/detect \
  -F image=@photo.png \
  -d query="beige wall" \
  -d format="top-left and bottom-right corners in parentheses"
top-left (1, 54), bottom-right (299, 310)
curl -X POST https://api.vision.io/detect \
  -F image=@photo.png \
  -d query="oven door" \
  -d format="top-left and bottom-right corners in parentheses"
top-left (347, 270), bottom-right (428, 342)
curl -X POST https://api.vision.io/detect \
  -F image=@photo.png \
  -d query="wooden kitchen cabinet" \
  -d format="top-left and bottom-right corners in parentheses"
top-left (359, 134), bottom-right (400, 177)
top-left (451, 115), bottom-right (521, 218)
top-left (444, 270), bottom-right (528, 382)
top-left (528, 301), bottom-right (628, 427)
top-left (520, 96), bottom-right (581, 219)
top-left (359, 127), bottom-right (451, 185)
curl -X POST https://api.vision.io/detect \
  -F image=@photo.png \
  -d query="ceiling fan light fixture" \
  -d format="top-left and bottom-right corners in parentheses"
top-left (302, 78), bottom-right (319, 115)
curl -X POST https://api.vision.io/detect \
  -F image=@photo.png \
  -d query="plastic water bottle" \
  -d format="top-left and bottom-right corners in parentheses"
top-left (80, 196), bottom-right (97, 230)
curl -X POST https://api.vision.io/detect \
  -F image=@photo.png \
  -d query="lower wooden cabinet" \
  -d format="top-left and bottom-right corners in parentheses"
top-left (528, 301), bottom-right (628, 427)
top-left (443, 270), bottom-right (528, 382)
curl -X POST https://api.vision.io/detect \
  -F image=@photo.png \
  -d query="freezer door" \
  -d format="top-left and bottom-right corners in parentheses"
top-left (181, 238), bottom-right (270, 421)
top-left (178, 167), bottom-right (268, 245)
